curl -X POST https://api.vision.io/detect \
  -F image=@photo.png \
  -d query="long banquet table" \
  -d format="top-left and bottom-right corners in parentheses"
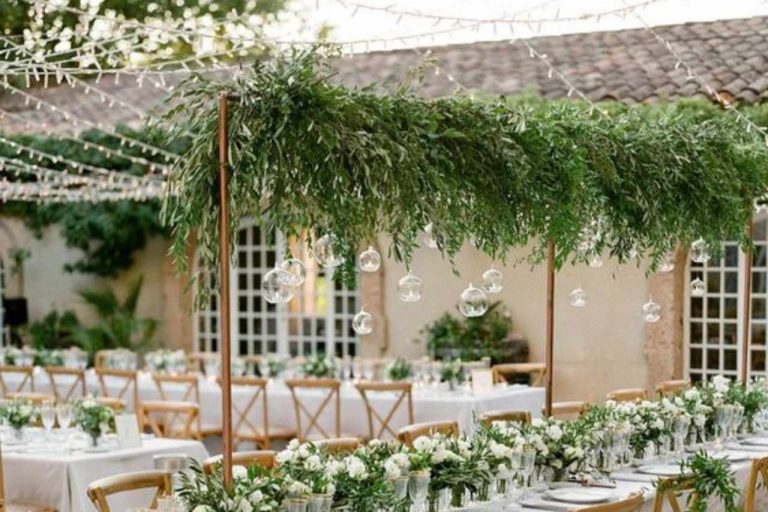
top-left (7, 368), bottom-right (545, 436)
top-left (3, 435), bottom-right (208, 512)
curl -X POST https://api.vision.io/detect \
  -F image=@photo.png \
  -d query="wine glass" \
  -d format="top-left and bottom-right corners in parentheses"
top-left (507, 450), bottom-right (523, 503)
top-left (673, 416), bottom-right (691, 460)
top-left (520, 449), bottom-right (536, 498)
top-left (56, 403), bottom-right (72, 433)
top-left (40, 401), bottom-right (56, 443)
top-left (351, 358), bottom-right (363, 382)
top-left (714, 406), bottom-right (729, 449)
top-left (732, 406), bottom-right (744, 438)
top-left (341, 357), bottom-right (352, 383)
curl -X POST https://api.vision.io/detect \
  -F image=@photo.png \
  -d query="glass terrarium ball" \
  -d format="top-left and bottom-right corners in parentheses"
top-left (352, 308), bottom-right (373, 335)
top-left (690, 277), bottom-right (705, 297)
top-left (261, 266), bottom-right (296, 304)
top-left (280, 258), bottom-right (306, 286)
top-left (481, 267), bottom-right (503, 294)
top-left (588, 253), bottom-right (603, 268)
top-left (642, 300), bottom-right (662, 323)
top-left (658, 251), bottom-right (676, 273)
top-left (397, 272), bottom-right (423, 302)
top-left (314, 234), bottom-right (344, 268)
top-left (690, 239), bottom-right (710, 264)
top-left (569, 288), bottom-right (587, 308)
top-left (422, 223), bottom-right (439, 249)
top-left (458, 283), bottom-right (488, 317)
top-left (358, 245), bottom-right (381, 272)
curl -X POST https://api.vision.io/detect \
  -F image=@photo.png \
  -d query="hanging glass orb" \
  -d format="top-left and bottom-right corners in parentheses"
top-left (690, 277), bottom-right (705, 297)
top-left (352, 308), bottom-right (373, 335)
top-left (280, 258), bottom-right (306, 286)
top-left (569, 288), bottom-right (587, 308)
top-left (481, 267), bottom-right (503, 294)
top-left (458, 283), bottom-right (488, 317)
top-left (422, 223), bottom-right (439, 249)
top-left (261, 266), bottom-right (296, 304)
top-left (690, 239), bottom-right (710, 264)
top-left (642, 300), bottom-right (662, 323)
top-left (358, 245), bottom-right (381, 272)
top-left (588, 253), bottom-right (603, 268)
top-left (397, 272), bottom-right (423, 302)
top-left (658, 252), bottom-right (676, 273)
top-left (314, 234), bottom-right (343, 268)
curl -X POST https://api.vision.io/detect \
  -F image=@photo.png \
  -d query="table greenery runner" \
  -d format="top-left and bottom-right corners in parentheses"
top-left (180, 376), bottom-right (765, 512)
top-left (161, 48), bottom-right (768, 305)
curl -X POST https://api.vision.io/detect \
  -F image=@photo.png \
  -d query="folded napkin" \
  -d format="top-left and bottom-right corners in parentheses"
top-left (519, 499), bottom-right (576, 512)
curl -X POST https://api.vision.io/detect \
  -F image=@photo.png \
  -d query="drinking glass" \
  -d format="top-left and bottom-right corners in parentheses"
top-left (341, 357), bottom-right (352, 382)
top-left (352, 358), bottom-right (363, 382)
top-left (56, 403), bottom-right (72, 431)
top-left (673, 416), bottom-right (691, 460)
top-left (732, 406), bottom-right (744, 437)
top-left (408, 472), bottom-right (430, 512)
top-left (40, 402), bottom-right (56, 441)
top-left (715, 405), bottom-right (729, 448)
top-left (392, 476), bottom-right (409, 500)
top-left (520, 449), bottom-right (536, 497)
top-left (283, 498), bottom-right (308, 512)
top-left (430, 361), bottom-right (443, 387)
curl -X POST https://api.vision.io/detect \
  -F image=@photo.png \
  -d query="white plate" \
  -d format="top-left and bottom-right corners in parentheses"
top-left (544, 488), bottom-right (614, 504)
top-left (741, 437), bottom-right (768, 447)
top-left (83, 446), bottom-right (109, 453)
top-left (636, 464), bottom-right (690, 477)
top-left (713, 452), bottom-right (749, 463)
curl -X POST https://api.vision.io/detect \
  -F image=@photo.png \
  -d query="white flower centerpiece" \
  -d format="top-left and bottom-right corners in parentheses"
top-left (145, 349), bottom-right (188, 374)
top-left (73, 398), bottom-right (115, 447)
top-left (0, 399), bottom-right (37, 440)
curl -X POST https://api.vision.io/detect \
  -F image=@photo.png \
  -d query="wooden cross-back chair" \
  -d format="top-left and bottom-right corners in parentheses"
top-left (45, 366), bottom-right (87, 402)
top-left (583, 493), bottom-right (643, 512)
top-left (547, 401), bottom-right (589, 419)
top-left (151, 373), bottom-right (221, 439)
top-left (8, 392), bottom-right (54, 406)
top-left (203, 450), bottom-right (277, 474)
top-left (479, 410), bottom-right (531, 426)
top-left (491, 363), bottom-right (546, 386)
top-left (355, 381), bottom-right (414, 440)
top-left (187, 352), bottom-right (218, 374)
top-left (87, 470), bottom-right (172, 512)
top-left (652, 477), bottom-right (698, 512)
top-left (0, 366), bottom-right (35, 398)
top-left (607, 388), bottom-right (649, 402)
top-left (397, 420), bottom-right (459, 447)
top-left (0, 443), bottom-right (57, 512)
top-left (221, 376), bottom-right (294, 449)
top-left (95, 368), bottom-right (139, 409)
top-left (95, 396), bottom-right (126, 413)
top-left (285, 378), bottom-right (341, 442)
top-left (314, 437), bottom-right (363, 455)
top-left (140, 401), bottom-right (199, 439)
top-left (745, 456), bottom-right (768, 512)
top-left (656, 379), bottom-right (690, 397)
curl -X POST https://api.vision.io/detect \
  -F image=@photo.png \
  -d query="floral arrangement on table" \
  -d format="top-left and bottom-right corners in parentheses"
top-left (73, 398), bottom-right (115, 446)
top-left (0, 347), bottom-right (22, 366)
top-left (145, 349), bottom-right (188, 374)
top-left (33, 349), bottom-right (64, 367)
top-left (177, 375), bottom-right (768, 512)
top-left (387, 358), bottom-right (413, 381)
top-left (104, 348), bottom-right (138, 370)
top-left (301, 355), bottom-right (337, 378)
top-left (0, 399), bottom-right (37, 437)
top-left (258, 355), bottom-right (285, 378)
top-left (438, 359), bottom-right (464, 390)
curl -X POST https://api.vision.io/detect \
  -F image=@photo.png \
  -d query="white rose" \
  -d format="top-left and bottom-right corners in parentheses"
top-left (234, 498), bottom-right (252, 512)
top-left (344, 456), bottom-right (368, 480)
top-left (384, 459), bottom-right (401, 480)
top-left (193, 506), bottom-right (214, 512)
top-left (546, 425), bottom-right (563, 441)
top-left (413, 436), bottom-right (434, 452)
top-left (390, 453), bottom-right (410, 469)
top-left (276, 449), bottom-right (296, 464)
top-left (713, 375), bottom-right (731, 393)
top-left (287, 439), bottom-right (300, 450)
top-left (325, 460), bottom-right (344, 477)
top-left (298, 444), bottom-right (311, 458)
top-left (249, 490), bottom-right (263, 504)
top-left (652, 419), bottom-right (664, 430)
top-left (305, 455), bottom-right (322, 471)
top-left (531, 418), bottom-right (545, 428)
top-left (232, 465), bottom-right (248, 481)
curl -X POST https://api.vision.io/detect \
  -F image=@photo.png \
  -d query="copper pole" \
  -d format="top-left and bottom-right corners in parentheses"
top-left (740, 219), bottom-right (753, 384)
top-left (217, 92), bottom-right (234, 489)
top-left (545, 240), bottom-right (555, 417)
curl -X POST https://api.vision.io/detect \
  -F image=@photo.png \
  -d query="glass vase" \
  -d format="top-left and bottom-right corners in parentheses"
top-left (392, 476), bottom-right (409, 500)
top-left (450, 485), bottom-right (468, 508)
top-left (408, 471), bottom-right (430, 512)
top-left (283, 498), bottom-right (308, 512)
top-left (12, 427), bottom-right (24, 442)
top-left (308, 493), bottom-right (332, 512)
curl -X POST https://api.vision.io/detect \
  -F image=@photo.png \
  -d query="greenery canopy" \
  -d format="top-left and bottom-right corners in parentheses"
top-left (160, 48), bottom-right (768, 305)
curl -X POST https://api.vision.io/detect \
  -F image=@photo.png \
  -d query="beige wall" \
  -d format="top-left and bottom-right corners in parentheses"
top-left (1, 215), bottom-right (682, 404)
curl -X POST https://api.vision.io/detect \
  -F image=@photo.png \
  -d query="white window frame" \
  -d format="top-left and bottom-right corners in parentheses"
top-left (193, 218), bottom-right (359, 358)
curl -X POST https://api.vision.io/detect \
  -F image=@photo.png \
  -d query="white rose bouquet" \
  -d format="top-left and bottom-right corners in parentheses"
top-left (145, 349), bottom-right (188, 373)
top-left (276, 440), bottom-right (336, 495)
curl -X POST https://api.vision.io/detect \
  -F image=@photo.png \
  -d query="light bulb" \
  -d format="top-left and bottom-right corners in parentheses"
top-left (397, 272), bottom-right (423, 302)
top-left (459, 283), bottom-right (488, 317)
top-left (481, 267), bottom-right (503, 294)
top-left (358, 245), bottom-right (381, 272)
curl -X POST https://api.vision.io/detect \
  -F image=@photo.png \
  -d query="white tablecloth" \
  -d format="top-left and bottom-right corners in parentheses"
top-left (3, 437), bottom-right (208, 512)
top-left (10, 368), bottom-right (545, 439)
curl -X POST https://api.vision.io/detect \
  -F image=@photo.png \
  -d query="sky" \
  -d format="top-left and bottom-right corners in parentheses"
top-left (267, 0), bottom-right (768, 53)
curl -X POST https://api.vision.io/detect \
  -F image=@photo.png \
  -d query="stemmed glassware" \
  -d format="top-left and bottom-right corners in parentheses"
top-left (714, 405), bottom-right (731, 449)
top-left (731, 406), bottom-right (744, 439)
top-left (673, 416), bottom-right (691, 461)
top-left (40, 401), bottom-right (56, 443)
top-left (56, 402), bottom-right (72, 433)
top-left (520, 449), bottom-right (536, 498)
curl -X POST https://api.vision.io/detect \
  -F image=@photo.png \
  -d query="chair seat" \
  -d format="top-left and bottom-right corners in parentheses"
top-left (6, 502), bottom-right (57, 512)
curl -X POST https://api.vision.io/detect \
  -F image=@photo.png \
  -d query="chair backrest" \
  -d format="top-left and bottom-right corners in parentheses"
top-left (140, 401), bottom-right (199, 439)
top-left (583, 493), bottom-right (643, 512)
top-left (656, 379), bottom-right (690, 397)
top-left (152, 373), bottom-right (202, 433)
top-left (607, 388), bottom-right (649, 402)
top-left (221, 376), bottom-right (271, 448)
top-left (45, 366), bottom-right (87, 401)
top-left (355, 381), bottom-right (414, 440)
top-left (744, 456), bottom-right (768, 512)
top-left (652, 477), bottom-right (697, 512)
top-left (203, 450), bottom-right (277, 474)
top-left (314, 437), bottom-right (362, 455)
top-left (95, 396), bottom-right (126, 413)
top-left (397, 421), bottom-right (459, 447)
top-left (285, 378), bottom-right (341, 441)
top-left (479, 410), bottom-right (531, 426)
top-left (548, 401), bottom-right (589, 419)
top-left (7, 392), bottom-right (54, 406)
top-left (187, 352), bottom-right (218, 373)
top-left (0, 366), bottom-right (35, 397)
top-left (87, 470), bottom-right (172, 512)
top-left (491, 363), bottom-right (546, 386)
top-left (95, 369), bottom-right (140, 412)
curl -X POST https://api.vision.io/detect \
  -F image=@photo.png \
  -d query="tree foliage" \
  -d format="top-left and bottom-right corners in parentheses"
top-left (160, 48), bottom-right (768, 307)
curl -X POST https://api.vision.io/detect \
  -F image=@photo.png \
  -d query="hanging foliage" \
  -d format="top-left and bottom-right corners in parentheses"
top-left (160, 48), bottom-right (768, 307)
